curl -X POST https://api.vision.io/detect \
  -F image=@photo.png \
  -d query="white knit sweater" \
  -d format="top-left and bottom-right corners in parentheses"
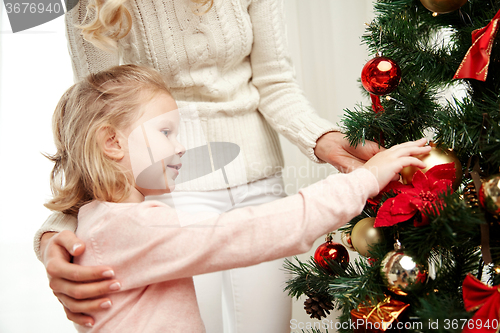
top-left (35, 0), bottom-right (339, 257)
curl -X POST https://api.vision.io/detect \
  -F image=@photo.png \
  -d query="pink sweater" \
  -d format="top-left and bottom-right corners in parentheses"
top-left (74, 168), bottom-right (379, 332)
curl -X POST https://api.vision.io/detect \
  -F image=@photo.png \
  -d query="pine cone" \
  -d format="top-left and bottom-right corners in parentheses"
top-left (464, 182), bottom-right (480, 209)
top-left (304, 294), bottom-right (334, 320)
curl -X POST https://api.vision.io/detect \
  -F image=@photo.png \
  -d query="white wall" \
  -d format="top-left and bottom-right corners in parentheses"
top-left (0, 1), bottom-right (372, 332)
top-left (0, 4), bottom-right (76, 333)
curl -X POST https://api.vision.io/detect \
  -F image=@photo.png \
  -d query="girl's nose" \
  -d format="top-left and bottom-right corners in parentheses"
top-left (176, 143), bottom-right (186, 157)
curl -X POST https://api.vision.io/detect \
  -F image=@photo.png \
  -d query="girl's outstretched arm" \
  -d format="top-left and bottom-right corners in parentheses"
top-left (76, 139), bottom-right (430, 290)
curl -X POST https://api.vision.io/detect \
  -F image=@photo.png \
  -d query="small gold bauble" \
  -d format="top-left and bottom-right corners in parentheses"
top-left (419, 0), bottom-right (467, 14)
top-left (381, 250), bottom-right (428, 296)
top-left (400, 142), bottom-right (462, 190)
top-left (350, 217), bottom-right (384, 257)
top-left (479, 174), bottom-right (500, 216)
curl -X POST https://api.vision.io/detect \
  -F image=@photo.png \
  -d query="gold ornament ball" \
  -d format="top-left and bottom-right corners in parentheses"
top-left (479, 174), bottom-right (500, 216)
top-left (419, 0), bottom-right (467, 14)
top-left (381, 250), bottom-right (428, 296)
top-left (350, 217), bottom-right (384, 257)
top-left (400, 143), bottom-right (462, 190)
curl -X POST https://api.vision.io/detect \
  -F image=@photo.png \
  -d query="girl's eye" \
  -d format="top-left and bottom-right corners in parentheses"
top-left (161, 129), bottom-right (170, 137)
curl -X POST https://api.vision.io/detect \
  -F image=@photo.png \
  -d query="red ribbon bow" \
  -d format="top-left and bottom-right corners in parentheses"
top-left (454, 9), bottom-right (500, 81)
top-left (462, 274), bottom-right (500, 333)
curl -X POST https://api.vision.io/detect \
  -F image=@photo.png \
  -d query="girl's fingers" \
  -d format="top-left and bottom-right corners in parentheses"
top-left (392, 138), bottom-right (428, 151)
top-left (399, 157), bottom-right (427, 169)
top-left (403, 145), bottom-right (432, 157)
top-left (390, 140), bottom-right (431, 157)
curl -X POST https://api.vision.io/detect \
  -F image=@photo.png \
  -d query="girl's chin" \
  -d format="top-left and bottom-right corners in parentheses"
top-left (137, 184), bottom-right (175, 197)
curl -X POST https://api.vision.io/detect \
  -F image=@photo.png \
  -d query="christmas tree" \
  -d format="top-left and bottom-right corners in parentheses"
top-left (284, 0), bottom-right (500, 332)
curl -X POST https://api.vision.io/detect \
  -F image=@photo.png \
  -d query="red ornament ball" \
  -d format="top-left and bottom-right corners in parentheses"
top-left (314, 241), bottom-right (349, 273)
top-left (361, 56), bottom-right (402, 96)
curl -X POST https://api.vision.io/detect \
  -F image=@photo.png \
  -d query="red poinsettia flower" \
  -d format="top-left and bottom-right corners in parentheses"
top-left (367, 181), bottom-right (411, 206)
top-left (374, 162), bottom-right (456, 228)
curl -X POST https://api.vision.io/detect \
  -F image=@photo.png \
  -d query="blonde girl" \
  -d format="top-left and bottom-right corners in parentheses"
top-left (38, 0), bottom-right (387, 331)
top-left (44, 64), bottom-right (431, 332)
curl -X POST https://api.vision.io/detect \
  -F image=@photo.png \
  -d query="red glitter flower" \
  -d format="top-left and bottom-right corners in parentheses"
top-left (374, 162), bottom-right (456, 228)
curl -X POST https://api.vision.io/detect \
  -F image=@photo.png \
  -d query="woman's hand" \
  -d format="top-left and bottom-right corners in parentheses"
top-left (41, 231), bottom-right (121, 328)
top-left (362, 138), bottom-right (431, 189)
top-left (314, 132), bottom-right (385, 172)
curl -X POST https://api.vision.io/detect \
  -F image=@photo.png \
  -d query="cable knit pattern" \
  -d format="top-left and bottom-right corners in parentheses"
top-left (270, 0), bottom-right (285, 73)
top-left (64, 0), bottom-right (339, 189)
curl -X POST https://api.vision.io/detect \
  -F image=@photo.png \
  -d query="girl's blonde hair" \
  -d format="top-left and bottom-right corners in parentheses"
top-left (45, 64), bottom-right (171, 215)
top-left (79, 0), bottom-right (214, 51)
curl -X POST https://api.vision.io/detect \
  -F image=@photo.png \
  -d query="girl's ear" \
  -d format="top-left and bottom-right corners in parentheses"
top-left (98, 126), bottom-right (125, 160)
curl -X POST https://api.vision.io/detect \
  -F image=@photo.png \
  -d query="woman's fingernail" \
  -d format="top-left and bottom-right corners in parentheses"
top-left (109, 282), bottom-right (121, 291)
top-left (72, 243), bottom-right (82, 254)
top-left (85, 323), bottom-right (93, 328)
top-left (100, 300), bottom-right (112, 309)
top-left (102, 270), bottom-right (115, 278)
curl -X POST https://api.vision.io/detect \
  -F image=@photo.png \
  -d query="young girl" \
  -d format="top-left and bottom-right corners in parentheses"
top-left (45, 64), bottom-right (430, 332)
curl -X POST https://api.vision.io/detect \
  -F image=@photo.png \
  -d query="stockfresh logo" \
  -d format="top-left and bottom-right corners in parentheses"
top-left (3, 0), bottom-right (79, 33)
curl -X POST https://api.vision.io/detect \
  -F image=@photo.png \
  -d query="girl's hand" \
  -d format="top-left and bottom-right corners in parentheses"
top-left (363, 138), bottom-right (431, 190)
top-left (41, 231), bottom-right (121, 328)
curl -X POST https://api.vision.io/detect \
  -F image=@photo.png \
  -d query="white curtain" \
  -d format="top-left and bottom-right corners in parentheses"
top-left (0, 1), bottom-right (373, 331)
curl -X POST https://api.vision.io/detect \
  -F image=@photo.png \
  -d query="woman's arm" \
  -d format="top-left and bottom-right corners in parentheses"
top-left (248, 0), bottom-right (383, 169)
